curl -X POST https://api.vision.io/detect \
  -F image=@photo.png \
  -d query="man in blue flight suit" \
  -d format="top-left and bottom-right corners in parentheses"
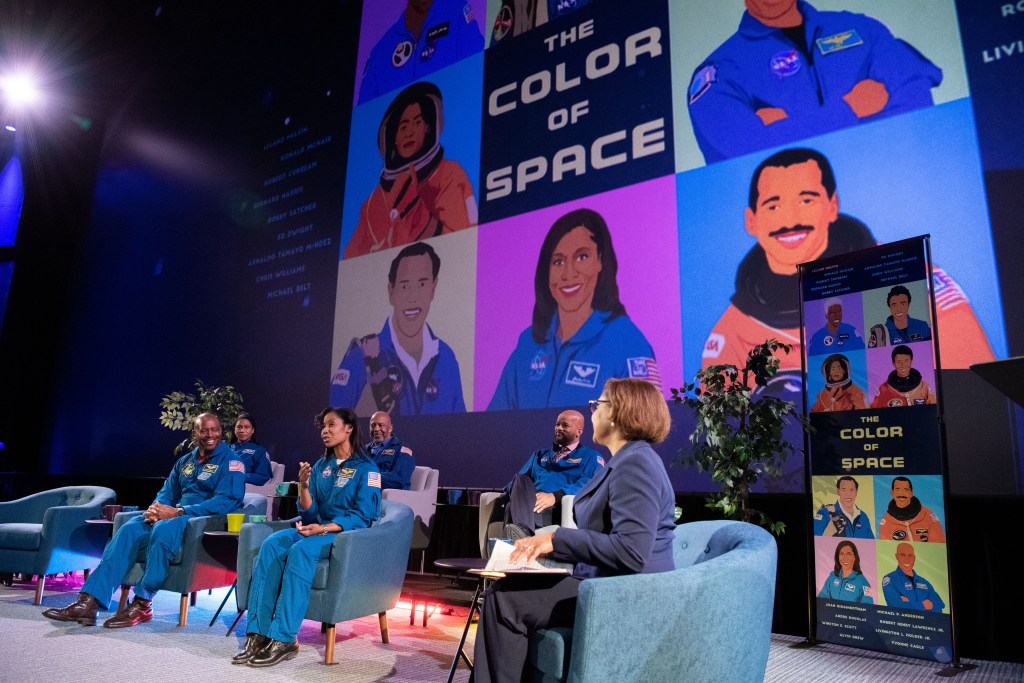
top-left (813, 475), bottom-right (873, 538)
top-left (366, 410), bottom-right (416, 490)
top-left (500, 409), bottom-right (604, 538)
top-left (687, 0), bottom-right (942, 163)
top-left (881, 284), bottom-right (931, 344)
top-left (358, 0), bottom-right (484, 104)
top-left (42, 413), bottom-right (246, 627)
top-left (882, 542), bottom-right (945, 612)
top-left (807, 298), bottom-right (864, 357)
top-left (330, 241), bottom-right (466, 415)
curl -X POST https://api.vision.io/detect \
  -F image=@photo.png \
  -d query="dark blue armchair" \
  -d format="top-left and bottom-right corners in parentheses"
top-left (232, 499), bottom-right (414, 663)
top-left (0, 485), bottom-right (117, 604)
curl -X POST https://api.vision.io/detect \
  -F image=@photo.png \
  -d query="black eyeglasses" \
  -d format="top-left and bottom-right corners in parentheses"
top-left (588, 399), bottom-right (610, 413)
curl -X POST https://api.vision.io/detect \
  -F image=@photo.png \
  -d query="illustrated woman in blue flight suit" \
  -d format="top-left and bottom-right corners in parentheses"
top-left (818, 540), bottom-right (874, 603)
top-left (231, 412), bottom-right (273, 487)
top-left (488, 208), bottom-right (659, 411)
top-left (232, 408), bottom-right (382, 667)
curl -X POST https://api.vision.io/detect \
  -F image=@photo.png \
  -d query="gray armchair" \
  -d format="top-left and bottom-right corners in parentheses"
top-left (112, 496), bottom-right (266, 626)
top-left (526, 520), bottom-right (777, 683)
top-left (478, 491), bottom-right (576, 558)
top-left (0, 485), bottom-right (117, 604)
top-left (232, 499), bottom-right (414, 663)
top-left (382, 466), bottom-right (438, 572)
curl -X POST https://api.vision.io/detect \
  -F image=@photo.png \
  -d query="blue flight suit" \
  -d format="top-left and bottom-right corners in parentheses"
top-left (330, 318), bottom-right (466, 415)
top-left (367, 434), bottom-right (416, 490)
top-left (813, 501), bottom-right (874, 538)
top-left (883, 315), bottom-right (932, 344)
top-left (506, 444), bottom-right (604, 497)
top-left (882, 568), bottom-right (945, 612)
top-left (818, 570), bottom-right (874, 603)
top-left (807, 322), bottom-right (865, 357)
top-left (488, 311), bottom-right (658, 411)
top-left (358, 0), bottom-right (483, 104)
top-left (232, 440), bottom-right (273, 486)
top-left (82, 442), bottom-right (246, 605)
top-left (687, 0), bottom-right (942, 163)
top-left (246, 452), bottom-right (381, 643)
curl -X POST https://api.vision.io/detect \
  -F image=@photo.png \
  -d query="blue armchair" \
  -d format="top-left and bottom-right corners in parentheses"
top-left (112, 495), bottom-right (267, 626)
top-left (0, 485), bottom-right (116, 604)
top-left (232, 499), bottom-right (414, 663)
top-left (527, 520), bottom-right (778, 683)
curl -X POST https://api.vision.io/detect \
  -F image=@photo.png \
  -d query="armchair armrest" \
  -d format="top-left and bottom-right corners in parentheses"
top-left (560, 495), bottom-right (576, 529)
top-left (112, 510), bottom-right (146, 533)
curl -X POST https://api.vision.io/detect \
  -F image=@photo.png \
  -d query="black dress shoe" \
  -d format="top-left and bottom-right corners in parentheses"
top-left (503, 522), bottom-right (533, 540)
top-left (102, 597), bottom-right (153, 628)
top-left (231, 633), bottom-right (271, 664)
top-left (42, 592), bottom-right (101, 625)
top-left (247, 639), bottom-right (299, 667)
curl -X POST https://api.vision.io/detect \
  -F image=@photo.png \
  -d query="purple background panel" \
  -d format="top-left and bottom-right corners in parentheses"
top-left (473, 175), bottom-right (683, 411)
top-left (866, 341), bottom-right (936, 407)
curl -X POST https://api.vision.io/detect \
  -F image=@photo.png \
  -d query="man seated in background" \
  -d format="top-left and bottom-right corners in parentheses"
top-left (500, 409), bottom-right (604, 539)
top-left (365, 411), bottom-right (416, 490)
top-left (41, 412), bottom-right (246, 628)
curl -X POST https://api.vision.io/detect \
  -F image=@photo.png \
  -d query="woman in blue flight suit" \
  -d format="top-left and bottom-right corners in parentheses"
top-left (818, 540), bottom-right (874, 603)
top-left (488, 208), bottom-right (659, 411)
top-left (231, 407), bottom-right (382, 667)
top-left (231, 412), bottom-right (273, 486)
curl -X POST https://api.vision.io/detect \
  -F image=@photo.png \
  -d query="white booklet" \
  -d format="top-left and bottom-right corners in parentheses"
top-left (471, 538), bottom-right (571, 575)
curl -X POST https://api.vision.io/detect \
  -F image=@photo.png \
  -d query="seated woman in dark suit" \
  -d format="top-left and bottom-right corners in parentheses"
top-left (472, 377), bottom-right (676, 683)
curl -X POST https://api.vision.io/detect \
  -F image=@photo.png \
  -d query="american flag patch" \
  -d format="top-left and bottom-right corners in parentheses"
top-left (628, 357), bottom-right (662, 389)
top-left (401, 446), bottom-right (413, 456)
top-left (368, 471), bottom-right (382, 488)
top-left (229, 460), bottom-right (246, 473)
top-left (932, 267), bottom-right (967, 311)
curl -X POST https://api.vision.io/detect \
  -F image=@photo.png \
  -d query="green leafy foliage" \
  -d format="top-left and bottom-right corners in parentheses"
top-left (158, 379), bottom-right (246, 454)
top-left (671, 339), bottom-right (810, 536)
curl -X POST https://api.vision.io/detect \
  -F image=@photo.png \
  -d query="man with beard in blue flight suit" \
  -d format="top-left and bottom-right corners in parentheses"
top-left (882, 542), bottom-right (945, 612)
top-left (42, 413), bottom-right (246, 627)
top-left (687, 0), bottom-right (942, 164)
top-left (366, 410), bottom-right (416, 490)
top-left (499, 409), bottom-right (604, 538)
top-left (358, 0), bottom-right (484, 105)
top-left (330, 241), bottom-right (466, 415)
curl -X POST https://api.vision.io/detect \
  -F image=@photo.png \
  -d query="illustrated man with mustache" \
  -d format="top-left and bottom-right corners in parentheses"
top-left (700, 147), bottom-right (992, 375)
top-left (330, 241), bottom-right (466, 415)
top-left (878, 475), bottom-right (945, 543)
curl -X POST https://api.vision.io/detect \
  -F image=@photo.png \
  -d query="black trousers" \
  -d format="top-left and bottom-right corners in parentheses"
top-left (471, 573), bottom-right (582, 683)
top-left (503, 473), bottom-right (558, 531)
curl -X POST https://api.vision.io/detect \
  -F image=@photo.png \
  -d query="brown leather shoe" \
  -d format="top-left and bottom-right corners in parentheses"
top-left (42, 592), bottom-right (100, 625)
top-left (102, 597), bottom-right (153, 628)
top-left (246, 639), bottom-right (299, 667)
top-left (231, 633), bottom-right (271, 664)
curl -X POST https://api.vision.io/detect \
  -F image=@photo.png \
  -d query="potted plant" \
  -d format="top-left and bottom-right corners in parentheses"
top-left (158, 379), bottom-right (246, 454)
top-left (671, 339), bottom-right (810, 535)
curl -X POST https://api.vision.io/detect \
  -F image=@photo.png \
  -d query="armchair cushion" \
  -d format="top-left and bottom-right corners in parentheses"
top-left (0, 524), bottom-right (43, 551)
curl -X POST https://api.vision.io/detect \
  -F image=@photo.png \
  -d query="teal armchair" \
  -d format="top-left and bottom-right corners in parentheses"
top-left (113, 495), bottom-right (266, 626)
top-left (0, 485), bottom-right (116, 604)
top-left (232, 499), bottom-right (414, 663)
top-left (527, 520), bottom-right (778, 683)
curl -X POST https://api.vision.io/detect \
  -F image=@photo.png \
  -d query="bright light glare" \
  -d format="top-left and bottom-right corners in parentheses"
top-left (1, 74), bottom-right (41, 108)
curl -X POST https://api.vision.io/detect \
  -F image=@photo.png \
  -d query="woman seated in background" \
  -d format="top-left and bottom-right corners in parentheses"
top-left (231, 412), bottom-right (273, 486)
top-left (231, 407), bottom-right (382, 668)
top-left (472, 377), bottom-right (676, 683)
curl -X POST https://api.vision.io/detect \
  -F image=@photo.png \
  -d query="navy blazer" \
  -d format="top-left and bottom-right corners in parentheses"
top-left (551, 440), bottom-right (676, 579)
